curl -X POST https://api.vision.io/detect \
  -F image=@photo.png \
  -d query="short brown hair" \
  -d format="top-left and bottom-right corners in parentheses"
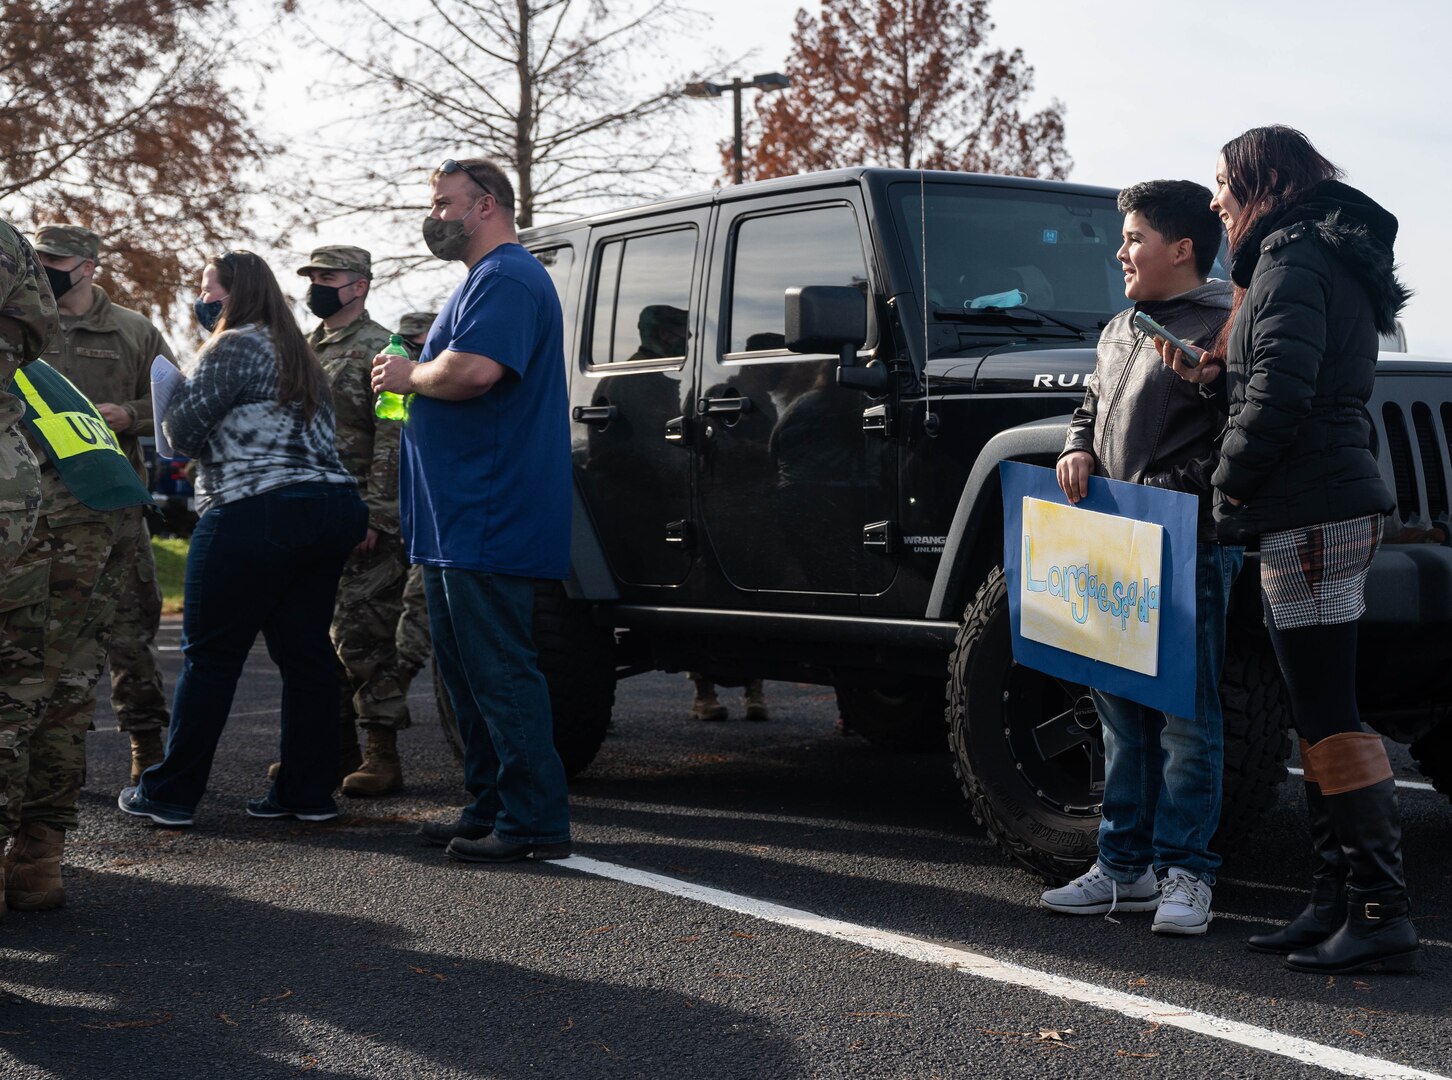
top-left (432, 157), bottom-right (515, 212)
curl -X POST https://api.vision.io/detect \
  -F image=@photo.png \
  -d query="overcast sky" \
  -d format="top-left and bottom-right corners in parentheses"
top-left (261, 0), bottom-right (1452, 356)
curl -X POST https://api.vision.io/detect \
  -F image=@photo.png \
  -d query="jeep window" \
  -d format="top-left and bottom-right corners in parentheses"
top-left (532, 245), bottom-right (574, 302)
top-left (727, 204), bottom-right (874, 357)
top-left (891, 183), bottom-right (1129, 334)
top-left (587, 228), bottom-right (696, 366)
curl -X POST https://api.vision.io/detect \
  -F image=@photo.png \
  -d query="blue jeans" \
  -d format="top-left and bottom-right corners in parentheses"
top-left (1094, 541), bottom-right (1244, 886)
top-left (423, 567), bottom-right (570, 845)
top-left (137, 483), bottom-right (366, 815)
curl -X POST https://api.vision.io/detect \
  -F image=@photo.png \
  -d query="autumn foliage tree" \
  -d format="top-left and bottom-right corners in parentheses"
top-left (736, 0), bottom-right (1070, 182)
top-left (0, 0), bottom-right (274, 317)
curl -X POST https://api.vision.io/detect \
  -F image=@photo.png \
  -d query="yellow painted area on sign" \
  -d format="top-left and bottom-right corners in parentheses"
top-left (29, 411), bottom-right (125, 460)
top-left (1020, 497), bottom-right (1164, 677)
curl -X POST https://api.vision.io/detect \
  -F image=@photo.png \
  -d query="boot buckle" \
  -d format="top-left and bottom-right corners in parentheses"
top-left (1364, 902), bottom-right (1382, 920)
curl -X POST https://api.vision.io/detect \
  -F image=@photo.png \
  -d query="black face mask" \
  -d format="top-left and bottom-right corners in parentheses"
top-left (45, 265), bottom-right (78, 301)
top-left (306, 282), bottom-right (348, 320)
top-left (193, 297), bottom-right (224, 332)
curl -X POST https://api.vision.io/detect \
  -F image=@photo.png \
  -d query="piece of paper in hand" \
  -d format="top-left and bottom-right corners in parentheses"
top-left (150, 355), bottom-right (185, 459)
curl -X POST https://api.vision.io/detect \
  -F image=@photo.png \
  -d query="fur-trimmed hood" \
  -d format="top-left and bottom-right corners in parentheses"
top-left (1230, 180), bottom-right (1411, 334)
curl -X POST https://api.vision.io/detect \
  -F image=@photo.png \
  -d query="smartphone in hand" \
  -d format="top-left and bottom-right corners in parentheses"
top-left (1133, 310), bottom-right (1202, 368)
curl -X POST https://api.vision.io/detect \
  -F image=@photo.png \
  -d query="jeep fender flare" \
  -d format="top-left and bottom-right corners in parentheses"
top-left (565, 483), bottom-right (620, 602)
top-left (925, 414), bottom-right (1073, 621)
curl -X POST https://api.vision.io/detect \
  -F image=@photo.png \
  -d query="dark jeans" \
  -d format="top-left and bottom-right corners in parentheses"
top-left (138, 483), bottom-right (366, 815)
top-left (423, 567), bottom-right (570, 845)
top-left (1094, 542), bottom-right (1244, 885)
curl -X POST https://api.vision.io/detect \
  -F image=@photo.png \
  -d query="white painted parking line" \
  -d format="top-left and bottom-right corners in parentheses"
top-left (560, 855), bottom-right (1446, 1080)
top-left (1288, 766), bottom-right (1437, 793)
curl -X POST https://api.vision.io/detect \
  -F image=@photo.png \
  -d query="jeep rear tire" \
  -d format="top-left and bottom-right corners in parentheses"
top-left (435, 582), bottom-right (616, 779)
top-left (948, 567), bottom-right (1291, 881)
top-left (834, 682), bottom-right (947, 751)
top-left (1410, 725), bottom-right (1452, 802)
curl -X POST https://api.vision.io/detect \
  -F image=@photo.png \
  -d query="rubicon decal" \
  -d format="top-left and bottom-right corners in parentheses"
top-left (1031, 373), bottom-right (1086, 389)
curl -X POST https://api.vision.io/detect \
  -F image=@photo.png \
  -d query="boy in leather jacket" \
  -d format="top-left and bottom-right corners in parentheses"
top-left (1042, 181), bottom-right (1242, 935)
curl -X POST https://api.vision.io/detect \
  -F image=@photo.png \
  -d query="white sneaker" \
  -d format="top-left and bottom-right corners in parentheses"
top-left (1152, 867), bottom-right (1213, 935)
top-left (1041, 864), bottom-right (1160, 915)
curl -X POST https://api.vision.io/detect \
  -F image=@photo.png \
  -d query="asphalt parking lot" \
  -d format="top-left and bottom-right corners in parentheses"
top-left (1, 618), bottom-right (1449, 1079)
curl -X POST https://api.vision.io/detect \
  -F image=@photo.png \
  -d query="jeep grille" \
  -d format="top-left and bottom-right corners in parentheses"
top-left (1377, 400), bottom-right (1451, 543)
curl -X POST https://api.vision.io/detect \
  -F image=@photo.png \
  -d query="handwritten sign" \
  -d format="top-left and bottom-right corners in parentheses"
top-left (1001, 462), bottom-right (1198, 718)
top-left (1020, 498), bottom-right (1164, 677)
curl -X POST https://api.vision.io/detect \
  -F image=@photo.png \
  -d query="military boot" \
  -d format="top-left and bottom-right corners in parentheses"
top-left (1285, 732), bottom-right (1420, 974)
top-left (129, 728), bottom-right (165, 785)
top-left (743, 679), bottom-right (770, 722)
top-left (268, 717), bottom-right (361, 785)
top-left (341, 726), bottom-right (403, 797)
top-left (1248, 741), bottom-right (1347, 954)
top-left (4, 822), bottom-right (66, 911)
top-left (690, 674), bottom-right (727, 722)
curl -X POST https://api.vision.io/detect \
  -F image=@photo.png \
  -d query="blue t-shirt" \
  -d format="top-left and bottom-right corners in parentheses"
top-left (398, 243), bottom-right (571, 579)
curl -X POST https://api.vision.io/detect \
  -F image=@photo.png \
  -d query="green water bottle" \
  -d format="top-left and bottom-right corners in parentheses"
top-left (374, 334), bottom-right (411, 421)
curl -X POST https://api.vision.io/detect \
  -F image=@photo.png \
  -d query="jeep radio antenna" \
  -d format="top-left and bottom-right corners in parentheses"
top-left (921, 169), bottom-right (940, 436)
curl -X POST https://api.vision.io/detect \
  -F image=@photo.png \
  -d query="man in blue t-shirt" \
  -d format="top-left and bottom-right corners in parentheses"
top-left (372, 156), bottom-right (572, 863)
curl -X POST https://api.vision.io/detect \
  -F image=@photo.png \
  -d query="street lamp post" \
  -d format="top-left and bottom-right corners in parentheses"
top-left (684, 72), bottom-right (791, 184)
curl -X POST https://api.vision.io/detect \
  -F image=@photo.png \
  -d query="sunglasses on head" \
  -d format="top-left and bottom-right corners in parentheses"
top-left (440, 159), bottom-right (494, 201)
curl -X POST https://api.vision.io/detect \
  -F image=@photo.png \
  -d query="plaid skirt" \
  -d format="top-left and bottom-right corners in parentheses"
top-left (1260, 514), bottom-right (1383, 629)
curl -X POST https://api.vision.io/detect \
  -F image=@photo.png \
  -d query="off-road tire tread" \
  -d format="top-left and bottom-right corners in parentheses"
top-left (436, 583), bottom-right (616, 780)
top-left (1410, 725), bottom-right (1452, 801)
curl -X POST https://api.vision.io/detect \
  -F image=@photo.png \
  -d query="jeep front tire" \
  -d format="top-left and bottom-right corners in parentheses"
top-left (435, 582), bottom-right (616, 779)
top-left (948, 567), bottom-right (1291, 881)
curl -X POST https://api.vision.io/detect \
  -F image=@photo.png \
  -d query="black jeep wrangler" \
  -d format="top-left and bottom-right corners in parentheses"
top-left (439, 167), bottom-right (1452, 879)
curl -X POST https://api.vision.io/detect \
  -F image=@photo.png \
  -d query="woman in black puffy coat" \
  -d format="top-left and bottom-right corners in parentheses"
top-left (1163, 126), bottom-right (1417, 975)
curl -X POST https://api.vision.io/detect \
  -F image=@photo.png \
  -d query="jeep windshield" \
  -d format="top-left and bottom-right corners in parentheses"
top-left (890, 181), bottom-right (1131, 350)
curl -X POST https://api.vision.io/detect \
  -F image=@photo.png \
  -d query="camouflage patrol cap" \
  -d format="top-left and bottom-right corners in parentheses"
top-left (296, 245), bottom-right (372, 279)
top-left (33, 224), bottom-right (100, 261)
top-left (398, 312), bottom-right (438, 338)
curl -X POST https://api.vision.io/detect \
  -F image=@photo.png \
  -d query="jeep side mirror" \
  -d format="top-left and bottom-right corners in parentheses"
top-left (784, 285), bottom-right (888, 393)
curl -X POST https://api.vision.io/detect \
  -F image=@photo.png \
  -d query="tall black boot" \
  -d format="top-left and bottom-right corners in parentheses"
top-left (1286, 733), bottom-right (1419, 974)
top-left (1248, 742), bottom-right (1347, 954)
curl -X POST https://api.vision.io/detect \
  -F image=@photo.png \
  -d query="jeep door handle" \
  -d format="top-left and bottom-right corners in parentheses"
top-left (697, 396), bottom-right (752, 417)
top-left (572, 404), bottom-right (618, 425)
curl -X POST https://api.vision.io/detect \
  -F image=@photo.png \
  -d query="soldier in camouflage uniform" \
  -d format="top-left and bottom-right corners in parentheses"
top-left (0, 229), bottom-right (46, 579)
top-left (32, 225), bottom-right (177, 784)
top-left (2, 219), bottom-right (145, 918)
top-left (0, 219), bottom-right (56, 923)
top-left (296, 247), bottom-right (409, 796)
top-left (392, 312), bottom-right (437, 690)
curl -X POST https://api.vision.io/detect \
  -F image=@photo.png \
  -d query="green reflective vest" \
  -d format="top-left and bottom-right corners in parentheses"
top-left (11, 360), bottom-right (151, 512)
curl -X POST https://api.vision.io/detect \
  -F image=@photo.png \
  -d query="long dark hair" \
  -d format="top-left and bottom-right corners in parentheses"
top-left (1220, 125), bottom-right (1342, 254)
top-left (208, 250), bottom-right (329, 420)
top-left (1214, 126), bottom-right (1342, 357)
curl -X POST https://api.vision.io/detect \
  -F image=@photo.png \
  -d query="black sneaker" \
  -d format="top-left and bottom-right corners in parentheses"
top-left (445, 834), bottom-right (573, 863)
top-left (246, 796), bottom-right (338, 822)
top-left (418, 818), bottom-right (493, 848)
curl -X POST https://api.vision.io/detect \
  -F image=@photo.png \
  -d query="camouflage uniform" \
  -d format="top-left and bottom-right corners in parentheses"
top-left (298, 248), bottom-right (409, 732)
top-left (2, 224), bottom-right (125, 848)
top-left (392, 312), bottom-right (437, 687)
top-left (32, 224), bottom-right (174, 739)
top-left (0, 221), bottom-right (58, 842)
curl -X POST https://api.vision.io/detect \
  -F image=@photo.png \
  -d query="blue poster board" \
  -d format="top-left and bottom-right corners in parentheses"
top-left (1001, 461), bottom-right (1199, 718)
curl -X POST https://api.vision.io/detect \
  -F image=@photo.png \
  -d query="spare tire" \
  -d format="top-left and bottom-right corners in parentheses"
top-left (436, 582), bottom-right (616, 779)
